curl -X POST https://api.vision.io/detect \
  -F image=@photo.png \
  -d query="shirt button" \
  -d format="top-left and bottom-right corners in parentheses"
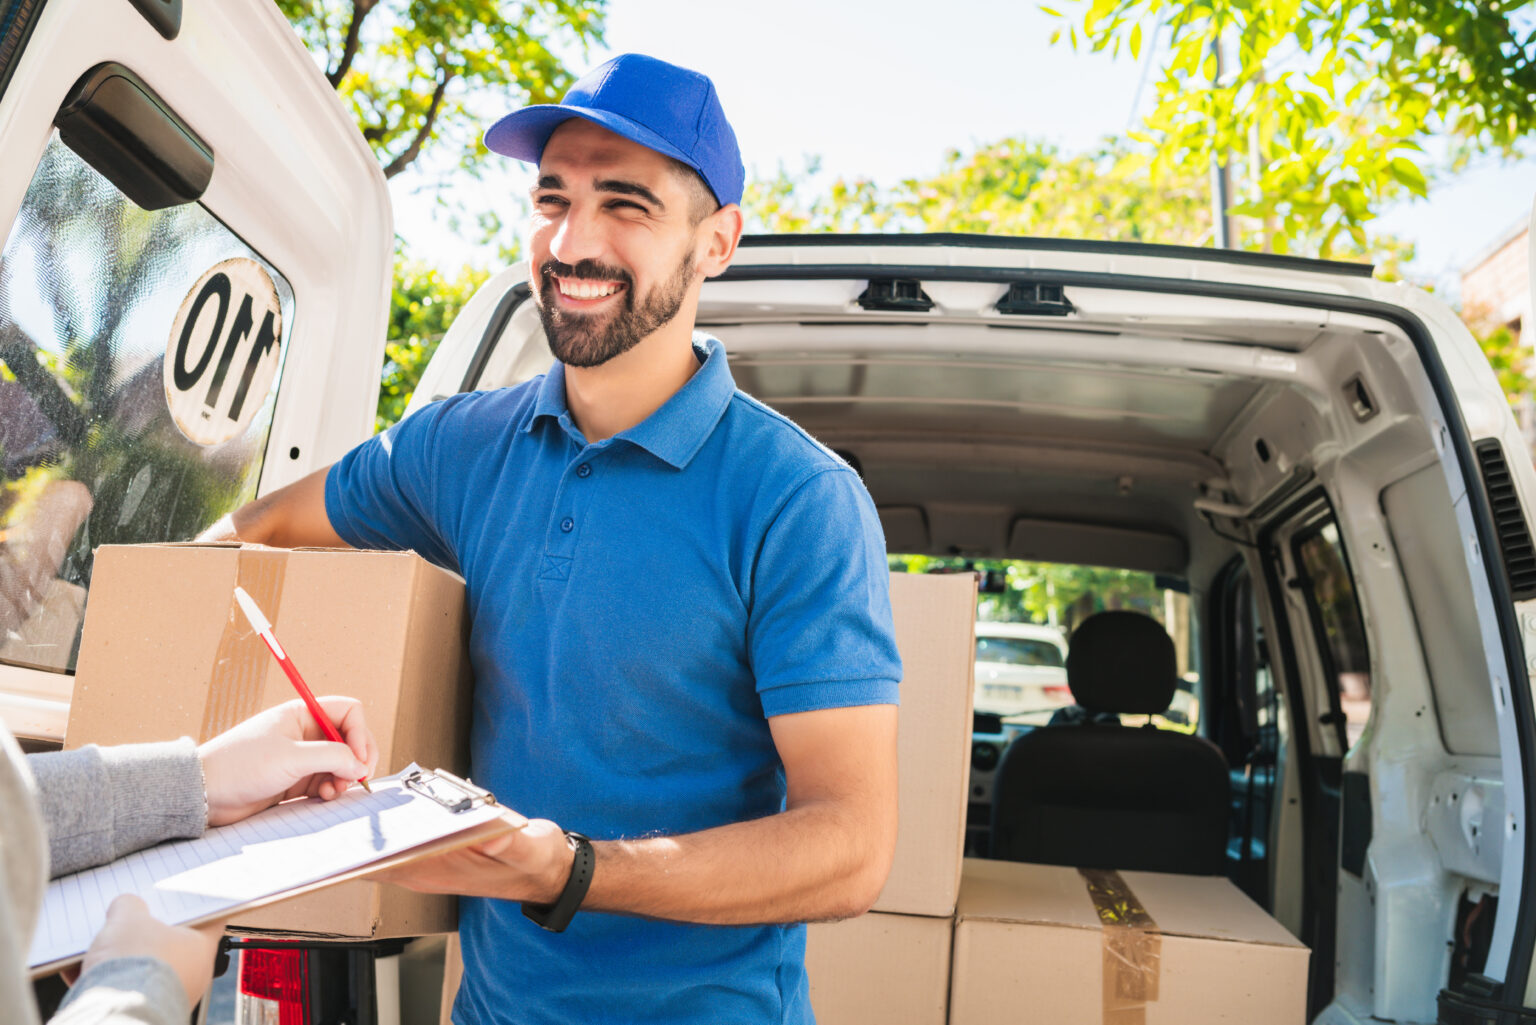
top-left (560, 517), bottom-right (574, 533)
top-left (577, 463), bottom-right (592, 478)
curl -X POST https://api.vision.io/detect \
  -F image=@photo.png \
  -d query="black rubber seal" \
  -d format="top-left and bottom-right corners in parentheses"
top-left (734, 232), bottom-right (1377, 279)
top-left (460, 282), bottom-right (531, 392)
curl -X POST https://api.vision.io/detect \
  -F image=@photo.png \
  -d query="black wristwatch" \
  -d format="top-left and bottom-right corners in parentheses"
top-left (521, 831), bottom-right (594, 933)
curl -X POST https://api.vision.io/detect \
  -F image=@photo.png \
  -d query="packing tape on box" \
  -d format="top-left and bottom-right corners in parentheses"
top-left (200, 547), bottom-right (288, 740)
top-left (1079, 868), bottom-right (1161, 1025)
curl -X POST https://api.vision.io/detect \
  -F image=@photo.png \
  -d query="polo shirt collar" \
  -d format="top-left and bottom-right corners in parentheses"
top-left (524, 334), bottom-right (736, 470)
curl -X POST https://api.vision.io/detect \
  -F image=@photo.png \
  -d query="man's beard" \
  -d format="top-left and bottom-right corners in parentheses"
top-left (534, 249), bottom-right (696, 368)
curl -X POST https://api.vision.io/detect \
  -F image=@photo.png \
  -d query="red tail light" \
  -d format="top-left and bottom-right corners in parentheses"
top-left (237, 948), bottom-right (310, 1025)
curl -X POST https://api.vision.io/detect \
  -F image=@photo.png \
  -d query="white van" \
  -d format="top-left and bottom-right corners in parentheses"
top-left (3, 3), bottom-right (1536, 1024)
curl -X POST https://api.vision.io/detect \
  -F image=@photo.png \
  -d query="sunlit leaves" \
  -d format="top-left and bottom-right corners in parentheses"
top-left (280, 0), bottom-right (606, 182)
top-left (1053, 0), bottom-right (1536, 258)
top-left (377, 252), bottom-right (489, 429)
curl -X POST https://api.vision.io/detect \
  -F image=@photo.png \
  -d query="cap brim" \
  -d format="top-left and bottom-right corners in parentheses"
top-left (484, 105), bottom-right (697, 175)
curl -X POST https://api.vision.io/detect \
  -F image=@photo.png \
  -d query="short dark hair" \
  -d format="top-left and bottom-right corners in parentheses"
top-left (669, 159), bottom-right (721, 225)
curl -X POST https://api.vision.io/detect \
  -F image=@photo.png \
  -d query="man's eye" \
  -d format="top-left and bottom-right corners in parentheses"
top-left (535, 195), bottom-right (568, 207)
top-left (607, 200), bottom-right (646, 212)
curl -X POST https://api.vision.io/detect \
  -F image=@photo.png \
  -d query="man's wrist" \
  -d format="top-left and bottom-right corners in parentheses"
top-left (535, 833), bottom-right (578, 904)
top-left (521, 832), bottom-right (594, 932)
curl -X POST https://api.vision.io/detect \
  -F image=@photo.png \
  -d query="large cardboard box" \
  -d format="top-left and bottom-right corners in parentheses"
top-left (65, 543), bottom-right (473, 939)
top-left (874, 571), bottom-right (977, 918)
top-left (950, 858), bottom-right (1310, 1024)
top-left (806, 911), bottom-right (952, 1025)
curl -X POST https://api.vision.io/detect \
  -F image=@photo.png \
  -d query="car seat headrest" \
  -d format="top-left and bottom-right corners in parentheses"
top-left (1065, 610), bottom-right (1179, 715)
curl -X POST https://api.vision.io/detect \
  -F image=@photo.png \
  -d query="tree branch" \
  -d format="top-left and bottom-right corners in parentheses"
top-left (327, 0), bottom-right (378, 87)
top-left (382, 70), bottom-right (452, 179)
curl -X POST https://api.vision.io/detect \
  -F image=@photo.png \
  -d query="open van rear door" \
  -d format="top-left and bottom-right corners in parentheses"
top-left (0, 0), bottom-right (390, 742)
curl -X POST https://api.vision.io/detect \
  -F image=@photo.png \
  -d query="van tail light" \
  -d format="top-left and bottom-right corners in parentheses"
top-left (236, 948), bottom-right (310, 1025)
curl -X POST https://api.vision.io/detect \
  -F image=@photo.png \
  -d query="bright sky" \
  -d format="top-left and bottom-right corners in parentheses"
top-left (392, 0), bottom-right (1535, 294)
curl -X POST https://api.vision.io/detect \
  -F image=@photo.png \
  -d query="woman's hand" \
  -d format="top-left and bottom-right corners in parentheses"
top-left (76, 895), bottom-right (226, 1010)
top-left (198, 697), bottom-right (378, 826)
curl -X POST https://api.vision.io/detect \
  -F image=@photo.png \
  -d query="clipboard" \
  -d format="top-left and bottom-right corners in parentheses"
top-left (29, 766), bottom-right (516, 976)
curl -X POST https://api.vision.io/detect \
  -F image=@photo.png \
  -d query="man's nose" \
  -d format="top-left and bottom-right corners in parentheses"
top-left (548, 203), bottom-right (605, 267)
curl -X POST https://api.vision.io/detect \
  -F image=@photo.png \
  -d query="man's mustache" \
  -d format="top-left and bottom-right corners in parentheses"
top-left (539, 259), bottom-right (633, 288)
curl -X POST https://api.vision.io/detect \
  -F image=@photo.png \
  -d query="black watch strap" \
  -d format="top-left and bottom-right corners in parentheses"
top-left (521, 831), bottom-right (594, 933)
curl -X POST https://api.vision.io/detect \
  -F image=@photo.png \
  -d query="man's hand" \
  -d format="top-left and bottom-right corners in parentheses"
top-left (378, 704), bottom-right (897, 926)
top-left (198, 697), bottom-right (378, 826)
top-left (77, 895), bottom-right (225, 1009)
top-left (373, 809), bottom-right (576, 904)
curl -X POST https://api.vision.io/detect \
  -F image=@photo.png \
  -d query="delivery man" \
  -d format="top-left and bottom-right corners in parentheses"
top-left (5, 698), bottom-right (377, 1025)
top-left (203, 53), bottom-right (902, 1024)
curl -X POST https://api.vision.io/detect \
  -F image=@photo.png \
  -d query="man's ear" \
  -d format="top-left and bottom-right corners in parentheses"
top-left (696, 204), bottom-right (744, 279)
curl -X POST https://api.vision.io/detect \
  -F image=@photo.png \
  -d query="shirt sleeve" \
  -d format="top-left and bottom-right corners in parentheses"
top-left (51, 957), bottom-right (190, 1025)
top-left (29, 741), bottom-right (205, 878)
top-left (324, 396), bottom-right (465, 573)
top-left (748, 467), bottom-right (902, 717)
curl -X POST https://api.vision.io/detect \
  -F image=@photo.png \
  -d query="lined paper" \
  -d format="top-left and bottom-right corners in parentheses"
top-left (29, 765), bottom-right (503, 970)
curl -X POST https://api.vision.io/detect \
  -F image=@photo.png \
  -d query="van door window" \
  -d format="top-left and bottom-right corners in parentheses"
top-left (1213, 559), bottom-right (1282, 907)
top-left (0, 132), bottom-right (294, 673)
top-left (1294, 521), bottom-right (1372, 748)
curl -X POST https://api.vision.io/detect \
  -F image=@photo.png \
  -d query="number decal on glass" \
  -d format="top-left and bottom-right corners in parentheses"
top-left (164, 258), bottom-right (284, 446)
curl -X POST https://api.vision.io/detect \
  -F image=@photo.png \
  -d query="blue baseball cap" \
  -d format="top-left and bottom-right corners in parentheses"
top-left (485, 54), bottom-right (744, 208)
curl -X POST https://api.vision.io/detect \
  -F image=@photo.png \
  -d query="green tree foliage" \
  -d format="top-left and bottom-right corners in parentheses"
top-left (275, 0), bottom-right (605, 181)
top-left (276, 2), bottom-right (602, 427)
top-left (1476, 324), bottom-right (1535, 407)
top-left (888, 555), bottom-right (1169, 634)
top-left (746, 142), bottom-right (1211, 244)
top-left (377, 257), bottom-right (489, 430)
top-left (1049, 0), bottom-right (1535, 256)
top-left (743, 137), bottom-right (1413, 273)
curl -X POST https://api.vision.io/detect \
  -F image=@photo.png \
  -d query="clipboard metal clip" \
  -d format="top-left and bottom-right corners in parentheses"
top-left (403, 768), bottom-right (497, 814)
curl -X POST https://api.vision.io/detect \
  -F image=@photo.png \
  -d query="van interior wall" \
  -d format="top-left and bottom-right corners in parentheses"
top-left (1217, 323), bottom-right (1500, 1023)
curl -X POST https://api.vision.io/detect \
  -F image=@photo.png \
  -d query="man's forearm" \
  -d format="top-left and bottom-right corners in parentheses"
top-left (198, 467), bottom-right (347, 549)
top-left (582, 798), bottom-right (894, 925)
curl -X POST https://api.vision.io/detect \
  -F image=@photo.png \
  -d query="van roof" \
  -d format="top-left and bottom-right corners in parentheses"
top-left (736, 233), bottom-right (1377, 280)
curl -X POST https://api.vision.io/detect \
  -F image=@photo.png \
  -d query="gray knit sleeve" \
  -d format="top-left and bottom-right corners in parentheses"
top-left (50, 956), bottom-right (191, 1025)
top-left (28, 740), bottom-right (206, 877)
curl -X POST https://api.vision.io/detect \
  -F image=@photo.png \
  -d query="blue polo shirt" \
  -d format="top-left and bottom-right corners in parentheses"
top-left (325, 335), bottom-right (901, 1025)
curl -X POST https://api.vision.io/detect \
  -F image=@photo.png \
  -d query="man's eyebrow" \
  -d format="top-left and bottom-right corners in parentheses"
top-left (594, 178), bottom-right (665, 210)
top-left (532, 174), bottom-right (564, 192)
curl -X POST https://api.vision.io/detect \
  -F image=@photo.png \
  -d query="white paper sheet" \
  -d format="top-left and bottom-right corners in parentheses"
top-left (28, 764), bottom-right (502, 970)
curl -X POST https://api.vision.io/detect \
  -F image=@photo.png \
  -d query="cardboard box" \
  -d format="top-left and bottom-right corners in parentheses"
top-left (950, 858), bottom-right (1310, 1024)
top-left (65, 543), bottom-right (473, 939)
top-left (806, 912), bottom-right (952, 1025)
top-left (873, 571), bottom-right (977, 917)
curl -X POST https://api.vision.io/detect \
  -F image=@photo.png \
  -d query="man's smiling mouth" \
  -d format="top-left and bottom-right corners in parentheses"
top-left (555, 276), bottom-right (626, 301)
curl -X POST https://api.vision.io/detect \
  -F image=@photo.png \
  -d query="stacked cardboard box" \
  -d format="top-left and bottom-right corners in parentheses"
top-left (949, 858), bottom-right (1310, 1023)
top-left (65, 542), bottom-right (473, 939)
top-left (805, 571), bottom-right (977, 1025)
top-left (805, 572), bottom-right (1312, 1025)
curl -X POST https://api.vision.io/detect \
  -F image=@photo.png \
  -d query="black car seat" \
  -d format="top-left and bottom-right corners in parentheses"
top-left (989, 610), bottom-right (1230, 874)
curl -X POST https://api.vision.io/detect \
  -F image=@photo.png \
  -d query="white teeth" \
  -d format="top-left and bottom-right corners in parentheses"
top-left (559, 279), bottom-right (618, 299)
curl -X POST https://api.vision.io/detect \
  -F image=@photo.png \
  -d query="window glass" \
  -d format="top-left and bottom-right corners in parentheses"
top-left (974, 636), bottom-right (1065, 668)
top-left (0, 133), bottom-right (294, 673)
top-left (1296, 521), bottom-right (1372, 747)
top-left (891, 555), bottom-right (1199, 731)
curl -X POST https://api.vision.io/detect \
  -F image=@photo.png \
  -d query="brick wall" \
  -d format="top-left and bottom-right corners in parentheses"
top-left (1462, 226), bottom-right (1530, 338)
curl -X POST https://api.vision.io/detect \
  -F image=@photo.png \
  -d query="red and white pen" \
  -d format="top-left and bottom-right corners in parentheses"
top-left (233, 585), bottom-right (372, 793)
